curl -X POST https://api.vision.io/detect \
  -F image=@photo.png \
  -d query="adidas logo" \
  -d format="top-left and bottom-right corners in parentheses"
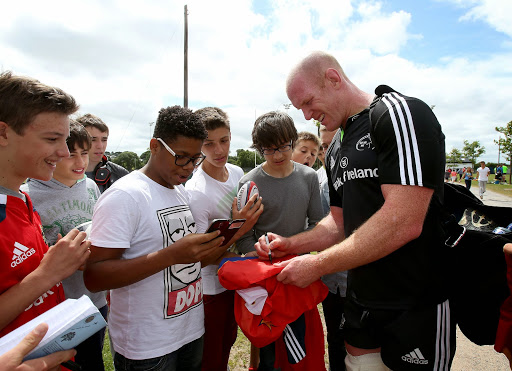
top-left (402, 348), bottom-right (428, 365)
top-left (11, 242), bottom-right (36, 268)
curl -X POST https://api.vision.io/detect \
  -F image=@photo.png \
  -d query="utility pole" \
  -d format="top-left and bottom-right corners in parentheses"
top-left (184, 5), bottom-right (188, 108)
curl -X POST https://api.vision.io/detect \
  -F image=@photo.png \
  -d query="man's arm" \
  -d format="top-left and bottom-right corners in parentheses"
top-left (276, 184), bottom-right (433, 287)
top-left (0, 230), bottom-right (90, 332)
top-left (254, 205), bottom-right (345, 258)
top-left (84, 231), bottom-right (225, 292)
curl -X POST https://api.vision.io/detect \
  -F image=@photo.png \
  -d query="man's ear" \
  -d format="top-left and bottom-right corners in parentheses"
top-left (325, 68), bottom-right (342, 89)
top-left (0, 121), bottom-right (10, 145)
top-left (149, 138), bottom-right (159, 154)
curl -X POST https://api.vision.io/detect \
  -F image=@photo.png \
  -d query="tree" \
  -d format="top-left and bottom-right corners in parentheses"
top-left (495, 120), bottom-right (512, 183)
top-left (140, 150), bottom-right (151, 166)
top-left (112, 151), bottom-right (142, 171)
top-left (462, 140), bottom-right (485, 167)
top-left (235, 149), bottom-right (264, 170)
top-left (446, 148), bottom-right (462, 164)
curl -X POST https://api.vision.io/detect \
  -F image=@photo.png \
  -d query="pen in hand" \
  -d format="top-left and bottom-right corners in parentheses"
top-left (265, 232), bottom-right (273, 264)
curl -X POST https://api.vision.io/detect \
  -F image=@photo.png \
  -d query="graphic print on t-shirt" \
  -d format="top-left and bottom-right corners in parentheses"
top-left (157, 205), bottom-right (203, 319)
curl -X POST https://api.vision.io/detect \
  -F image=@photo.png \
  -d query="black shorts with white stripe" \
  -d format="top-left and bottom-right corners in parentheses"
top-left (343, 298), bottom-right (455, 370)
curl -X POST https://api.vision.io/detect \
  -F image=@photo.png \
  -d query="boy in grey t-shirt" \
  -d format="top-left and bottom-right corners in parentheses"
top-left (236, 111), bottom-right (323, 370)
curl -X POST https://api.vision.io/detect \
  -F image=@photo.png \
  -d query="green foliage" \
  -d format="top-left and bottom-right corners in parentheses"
top-left (447, 148), bottom-right (462, 163)
top-left (112, 151), bottom-right (143, 171)
top-left (495, 120), bottom-right (512, 183)
top-left (235, 149), bottom-right (264, 170)
top-left (462, 140), bottom-right (486, 167)
top-left (140, 150), bottom-right (151, 166)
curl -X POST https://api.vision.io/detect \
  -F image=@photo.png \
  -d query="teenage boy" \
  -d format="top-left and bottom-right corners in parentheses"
top-left (185, 107), bottom-right (263, 371)
top-left (0, 72), bottom-right (89, 359)
top-left (236, 111), bottom-right (323, 370)
top-left (476, 161), bottom-right (490, 199)
top-left (291, 131), bottom-right (320, 168)
top-left (77, 113), bottom-right (129, 193)
top-left (20, 121), bottom-right (106, 370)
top-left (84, 106), bottom-right (229, 371)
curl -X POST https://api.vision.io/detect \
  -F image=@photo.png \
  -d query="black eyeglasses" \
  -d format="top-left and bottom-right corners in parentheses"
top-left (261, 141), bottom-right (293, 155)
top-left (156, 138), bottom-right (206, 167)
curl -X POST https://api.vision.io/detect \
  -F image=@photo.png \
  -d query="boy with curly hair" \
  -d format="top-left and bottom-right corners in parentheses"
top-left (84, 106), bottom-right (228, 371)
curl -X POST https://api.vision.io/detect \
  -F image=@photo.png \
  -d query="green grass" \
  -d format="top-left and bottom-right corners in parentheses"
top-left (102, 329), bottom-right (114, 371)
top-left (103, 304), bottom-right (329, 371)
top-left (459, 174), bottom-right (512, 197)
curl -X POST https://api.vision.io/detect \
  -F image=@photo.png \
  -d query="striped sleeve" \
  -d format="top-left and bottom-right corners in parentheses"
top-left (370, 91), bottom-right (445, 189)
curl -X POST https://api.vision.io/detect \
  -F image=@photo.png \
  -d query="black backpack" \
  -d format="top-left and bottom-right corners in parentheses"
top-left (442, 183), bottom-right (512, 345)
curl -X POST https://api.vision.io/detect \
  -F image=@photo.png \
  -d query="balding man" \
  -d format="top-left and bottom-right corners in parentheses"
top-left (255, 51), bottom-right (452, 371)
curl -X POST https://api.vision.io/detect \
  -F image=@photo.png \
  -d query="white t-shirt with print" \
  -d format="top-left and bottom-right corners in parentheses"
top-left (90, 171), bottom-right (204, 360)
top-left (186, 163), bottom-right (244, 295)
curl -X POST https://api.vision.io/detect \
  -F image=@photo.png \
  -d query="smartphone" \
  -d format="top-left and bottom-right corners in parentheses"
top-left (206, 219), bottom-right (246, 246)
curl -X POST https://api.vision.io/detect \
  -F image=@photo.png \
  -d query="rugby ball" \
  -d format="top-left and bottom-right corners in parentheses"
top-left (237, 181), bottom-right (259, 211)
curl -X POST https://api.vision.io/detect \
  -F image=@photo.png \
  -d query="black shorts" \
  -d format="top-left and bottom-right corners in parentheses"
top-left (343, 298), bottom-right (455, 370)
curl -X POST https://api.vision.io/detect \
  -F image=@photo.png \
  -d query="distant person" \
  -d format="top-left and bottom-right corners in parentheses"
top-left (450, 169), bottom-right (457, 183)
top-left (476, 161), bottom-right (490, 199)
top-left (445, 168), bottom-right (451, 182)
top-left (20, 121), bottom-right (106, 371)
top-left (84, 106), bottom-right (228, 371)
top-left (77, 113), bottom-right (129, 192)
top-left (185, 106), bottom-right (263, 371)
top-left (0, 71), bottom-right (89, 362)
top-left (258, 51), bottom-right (453, 370)
top-left (496, 165), bottom-right (504, 184)
top-left (463, 167), bottom-right (474, 190)
top-left (457, 167), bottom-right (464, 182)
top-left (291, 131), bottom-right (320, 167)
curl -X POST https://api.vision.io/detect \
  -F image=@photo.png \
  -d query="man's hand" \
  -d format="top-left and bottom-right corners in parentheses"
top-left (275, 254), bottom-right (321, 288)
top-left (38, 229), bottom-right (91, 282)
top-left (0, 323), bottom-right (75, 371)
top-left (254, 232), bottom-right (291, 260)
top-left (231, 194), bottom-right (264, 234)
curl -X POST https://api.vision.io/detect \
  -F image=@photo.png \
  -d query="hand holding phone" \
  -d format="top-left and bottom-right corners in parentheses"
top-left (206, 219), bottom-right (246, 247)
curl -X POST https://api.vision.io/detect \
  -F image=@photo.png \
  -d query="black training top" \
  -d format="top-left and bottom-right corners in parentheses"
top-left (325, 85), bottom-right (448, 309)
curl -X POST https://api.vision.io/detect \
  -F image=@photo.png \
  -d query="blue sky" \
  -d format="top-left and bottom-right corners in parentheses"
top-left (1, 0), bottom-right (511, 163)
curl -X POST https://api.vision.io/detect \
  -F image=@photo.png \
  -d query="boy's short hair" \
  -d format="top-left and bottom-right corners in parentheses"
top-left (75, 113), bottom-right (109, 135)
top-left (195, 107), bottom-right (230, 131)
top-left (0, 71), bottom-right (79, 135)
top-left (296, 131), bottom-right (320, 149)
top-left (251, 111), bottom-right (298, 153)
top-left (154, 105), bottom-right (208, 144)
top-left (318, 124), bottom-right (329, 136)
top-left (67, 120), bottom-right (92, 151)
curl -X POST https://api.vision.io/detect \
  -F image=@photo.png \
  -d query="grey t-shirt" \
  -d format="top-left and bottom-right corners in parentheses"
top-left (236, 162), bottom-right (323, 254)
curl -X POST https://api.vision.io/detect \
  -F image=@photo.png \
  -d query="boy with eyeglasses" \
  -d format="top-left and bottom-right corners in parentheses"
top-left (84, 106), bottom-right (228, 371)
top-left (236, 111), bottom-right (323, 370)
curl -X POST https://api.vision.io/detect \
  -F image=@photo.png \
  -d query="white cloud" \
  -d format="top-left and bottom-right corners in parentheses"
top-left (1, 0), bottom-right (510, 163)
top-left (442, 0), bottom-right (512, 38)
